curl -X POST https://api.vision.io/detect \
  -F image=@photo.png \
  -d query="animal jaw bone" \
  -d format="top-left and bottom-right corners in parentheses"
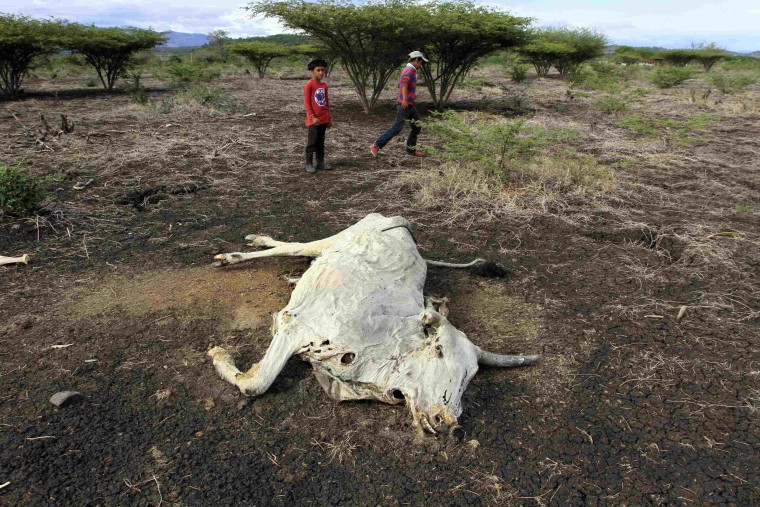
top-left (208, 214), bottom-right (538, 435)
top-left (0, 254), bottom-right (29, 266)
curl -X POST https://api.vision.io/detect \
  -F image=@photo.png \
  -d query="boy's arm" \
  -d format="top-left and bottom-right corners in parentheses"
top-left (326, 86), bottom-right (332, 127)
top-left (303, 82), bottom-right (319, 124)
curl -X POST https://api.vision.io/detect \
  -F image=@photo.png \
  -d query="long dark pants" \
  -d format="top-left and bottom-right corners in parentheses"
top-left (306, 124), bottom-right (327, 160)
top-left (375, 104), bottom-right (421, 151)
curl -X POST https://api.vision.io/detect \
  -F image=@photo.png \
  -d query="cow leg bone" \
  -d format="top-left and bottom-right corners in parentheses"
top-left (0, 254), bottom-right (29, 266)
top-left (213, 237), bottom-right (338, 267)
top-left (208, 327), bottom-right (301, 396)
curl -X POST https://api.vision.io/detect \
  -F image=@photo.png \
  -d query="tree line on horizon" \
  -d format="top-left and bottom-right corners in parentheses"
top-left (0, 2), bottom-right (739, 108)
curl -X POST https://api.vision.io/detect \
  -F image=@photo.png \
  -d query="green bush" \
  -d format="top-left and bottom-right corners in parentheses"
top-left (509, 62), bottom-right (529, 82)
top-left (708, 73), bottom-right (757, 94)
top-left (596, 94), bottom-right (629, 115)
top-left (650, 66), bottom-right (694, 88)
top-left (0, 164), bottom-right (45, 216)
top-left (570, 62), bottom-right (623, 92)
top-left (423, 110), bottom-right (580, 178)
top-left (165, 62), bottom-right (219, 83)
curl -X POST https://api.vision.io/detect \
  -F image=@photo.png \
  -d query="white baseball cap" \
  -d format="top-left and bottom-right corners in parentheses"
top-left (408, 51), bottom-right (428, 62)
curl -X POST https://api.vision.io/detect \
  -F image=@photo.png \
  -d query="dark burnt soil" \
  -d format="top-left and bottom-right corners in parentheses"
top-left (1, 72), bottom-right (759, 505)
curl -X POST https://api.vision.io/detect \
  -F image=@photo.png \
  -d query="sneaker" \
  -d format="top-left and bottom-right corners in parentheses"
top-left (370, 144), bottom-right (379, 157)
top-left (305, 162), bottom-right (316, 174)
top-left (407, 150), bottom-right (426, 157)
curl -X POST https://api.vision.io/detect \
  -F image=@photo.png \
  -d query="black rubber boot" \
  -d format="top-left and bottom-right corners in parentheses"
top-left (316, 152), bottom-right (330, 170)
top-left (306, 152), bottom-right (316, 173)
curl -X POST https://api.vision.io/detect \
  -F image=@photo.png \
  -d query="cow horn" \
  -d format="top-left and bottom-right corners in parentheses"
top-left (477, 349), bottom-right (539, 367)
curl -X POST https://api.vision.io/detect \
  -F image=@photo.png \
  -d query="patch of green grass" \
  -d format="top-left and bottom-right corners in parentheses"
top-left (459, 76), bottom-right (491, 89)
top-left (617, 113), bottom-right (718, 141)
top-left (613, 158), bottom-right (637, 169)
top-left (735, 203), bottom-right (759, 213)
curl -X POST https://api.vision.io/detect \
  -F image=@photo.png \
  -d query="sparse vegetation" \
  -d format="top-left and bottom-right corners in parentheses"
top-left (0, 164), bottom-right (45, 216)
top-left (154, 84), bottom-right (246, 114)
top-left (617, 113), bottom-right (717, 143)
top-left (596, 93), bottom-right (630, 115)
top-left (708, 73), bottom-right (758, 94)
top-left (395, 111), bottom-right (613, 220)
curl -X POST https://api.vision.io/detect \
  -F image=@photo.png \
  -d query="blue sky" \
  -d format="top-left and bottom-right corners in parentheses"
top-left (2, 0), bottom-right (759, 52)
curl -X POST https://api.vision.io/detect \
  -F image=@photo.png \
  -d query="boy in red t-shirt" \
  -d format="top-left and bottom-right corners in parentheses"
top-left (303, 59), bottom-right (332, 173)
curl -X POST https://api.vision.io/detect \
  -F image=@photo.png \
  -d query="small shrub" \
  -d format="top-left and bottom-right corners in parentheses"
top-left (650, 66), bottom-right (694, 88)
top-left (121, 72), bottom-right (148, 104)
top-left (0, 164), bottom-right (45, 216)
top-left (84, 77), bottom-right (97, 88)
top-left (708, 73), bottom-right (757, 94)
top-left (570, 63), bottom-right (623, 92)
top-left (509, 62), bottom-right (529, 83)
top-left (596, 94), bottom-right (630, 115)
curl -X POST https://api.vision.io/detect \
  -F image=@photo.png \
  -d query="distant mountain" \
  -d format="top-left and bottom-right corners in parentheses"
top-left (161, 31), bottom-right (209, 48)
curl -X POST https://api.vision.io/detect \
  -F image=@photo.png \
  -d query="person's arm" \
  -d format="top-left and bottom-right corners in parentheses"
top-left (400, 69), bottom-right (411, 108)
top-left (303, 82), bottom-right (319, 125)
top-left (326, 86), bottom-right (332, 127)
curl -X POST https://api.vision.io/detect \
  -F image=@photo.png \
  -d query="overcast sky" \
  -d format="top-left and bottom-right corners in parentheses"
top-left (3, 0), bottom-right (759, 52)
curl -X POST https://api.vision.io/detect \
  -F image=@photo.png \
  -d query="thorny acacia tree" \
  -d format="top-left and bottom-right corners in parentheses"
top-left (291, 43), bottom-right (341, 76)
top-left (229, 41), bottom-right (292, 77)
top-left (67, 25), bottom-right (166, 91)
top-left (517, 27), bottom-right (606, 76)
top-left (414, 1), bottom-right (529, 109)
top-left (691, 44), bottom-right (728, 72)
top-left (0, 14), bottom-right (68, 99)
top-left (250, 0), bottom-right (416, 113)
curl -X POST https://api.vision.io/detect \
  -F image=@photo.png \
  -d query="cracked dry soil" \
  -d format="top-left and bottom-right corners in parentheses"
top-left (1, 71), bottom-right (759, 505)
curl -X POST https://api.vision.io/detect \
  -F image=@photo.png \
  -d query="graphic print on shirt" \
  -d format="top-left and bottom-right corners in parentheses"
top-left (314, 87), bottom-right (327, 107)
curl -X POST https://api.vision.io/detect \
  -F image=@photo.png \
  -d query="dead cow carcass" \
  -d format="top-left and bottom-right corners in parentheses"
top-left (209, 214), bottom-right (537, 435)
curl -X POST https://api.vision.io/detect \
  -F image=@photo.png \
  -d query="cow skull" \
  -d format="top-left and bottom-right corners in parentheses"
top-left (209, 214), bottom-right (537, 435)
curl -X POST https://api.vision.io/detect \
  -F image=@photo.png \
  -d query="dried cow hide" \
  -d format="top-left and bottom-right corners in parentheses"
top-left (209, 214), bottom-right (537, 435)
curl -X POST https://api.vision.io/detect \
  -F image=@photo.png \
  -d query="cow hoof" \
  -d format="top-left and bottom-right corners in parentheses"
top-left (208, 346), bottom-right (232, 362)
top-left (245, 235), bottom-right (272, 248)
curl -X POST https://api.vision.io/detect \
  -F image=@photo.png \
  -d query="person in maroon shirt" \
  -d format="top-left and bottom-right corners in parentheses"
top-left (303, 59), bottom-right (332, 173)
top-left (371, 51), bottom-right (427, 158)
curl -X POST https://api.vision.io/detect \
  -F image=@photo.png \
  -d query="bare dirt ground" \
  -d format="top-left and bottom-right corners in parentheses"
top-left (1, 68), bottom-right (759, 505)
